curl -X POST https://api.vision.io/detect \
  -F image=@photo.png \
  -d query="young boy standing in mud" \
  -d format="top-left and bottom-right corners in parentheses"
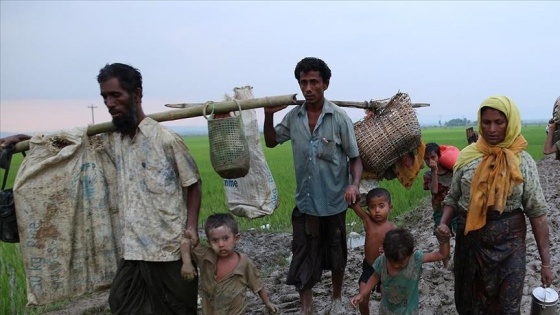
top-left (180, 213), bottom-right (278, 315)
top-left (350, 228), bottom-right (451, 315)
top-left (350, 188), bottom-right (397, 315)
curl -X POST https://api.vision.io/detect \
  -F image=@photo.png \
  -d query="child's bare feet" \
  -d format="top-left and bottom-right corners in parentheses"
top-left (265, 301), bottom-right (279, 314)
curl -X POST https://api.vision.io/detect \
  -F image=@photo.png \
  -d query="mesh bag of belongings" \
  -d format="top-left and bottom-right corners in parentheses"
top-left (204, 98), bottom-right (250, 179)
top-left (221, 86), bottom-right (279, 219)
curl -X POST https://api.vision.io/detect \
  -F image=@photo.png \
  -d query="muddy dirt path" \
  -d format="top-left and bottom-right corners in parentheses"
top-left (42, 156), bottom-right (560, 315)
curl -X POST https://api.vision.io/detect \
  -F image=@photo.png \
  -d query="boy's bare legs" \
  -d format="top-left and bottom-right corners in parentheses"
top-left (357, 284), bottom-right (370, 315)
top-left (327, 270), bottom-right (344, 314)
top-left (300, 289), bottom-right (313, 315)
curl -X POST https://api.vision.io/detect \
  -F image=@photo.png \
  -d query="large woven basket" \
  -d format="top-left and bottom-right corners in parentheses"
top-left (354, 92), bottom-right (421, 179)
top-left (552, 97), bottom-right (560, 151)
top-left (553, 96), bottom-right (560, 124)
top-left (204, 101), bottom-right (250, 179)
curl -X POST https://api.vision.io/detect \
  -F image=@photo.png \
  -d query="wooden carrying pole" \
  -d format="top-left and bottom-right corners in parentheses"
top-left (14, 94), bottom-right (297, 153)
top-left (296, 100), bottom-right (430, 109)
top-left (166, 99), bottom-right (430, 110)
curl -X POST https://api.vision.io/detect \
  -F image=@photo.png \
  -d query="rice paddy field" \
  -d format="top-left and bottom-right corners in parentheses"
top-left (0, 124), bottom-right (550, 314)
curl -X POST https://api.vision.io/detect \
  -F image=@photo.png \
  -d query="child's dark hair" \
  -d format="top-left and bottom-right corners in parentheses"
top-left (425, 142), bottom-right (441, 157)
top-left (204, 213), bottom-right (239, 237)
top-left (383, 228), bottom-right (414, 262)
top-left (294, 57), bottom-right (331, 84)
top-left (366, 187), bottom-right (392, 205)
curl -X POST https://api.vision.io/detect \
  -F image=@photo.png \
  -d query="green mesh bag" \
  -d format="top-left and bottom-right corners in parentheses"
top-left (204, 100), bottom-right (250, 179)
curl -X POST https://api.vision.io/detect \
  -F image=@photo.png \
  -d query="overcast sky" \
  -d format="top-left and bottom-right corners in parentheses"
top-left (1, 1), bottom-right (558, 135)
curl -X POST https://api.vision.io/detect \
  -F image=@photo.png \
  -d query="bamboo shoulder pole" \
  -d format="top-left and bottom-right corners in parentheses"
top-left (14, 94), bottom-right (297, 153)
top-left (166, 99), bottom-right (430, 109)
top-left (295, 100), bottom-right (430, 109)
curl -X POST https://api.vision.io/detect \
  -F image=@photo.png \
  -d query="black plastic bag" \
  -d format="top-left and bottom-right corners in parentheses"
top-left (0, 143), bottom-right (22, 243)
top-left (0, 188), bottom-right (18, 243)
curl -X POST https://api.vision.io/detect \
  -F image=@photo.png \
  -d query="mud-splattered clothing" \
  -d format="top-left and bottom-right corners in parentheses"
top-left (274, 99), bottom-right (360, 217)
top-left (103, 117), bottom-right (201, 261)
top-left (373, 250), bottom-right (423, 315)
top-left (191, 244), bottom-right (264, 315)
top-left (275, 99), bottom-right (359, 291)
top-left (442, 151), bottom-right (548, 314)
top-left (103, 117), bottom-right (201, 314)
top-left (453, 210), bottom-right (527, 314)
top-left (286, 207), bottom-right (347, 291)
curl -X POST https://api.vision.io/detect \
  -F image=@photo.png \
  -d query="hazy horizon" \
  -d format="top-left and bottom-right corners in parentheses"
top-left (1, 1), bottom-right (558, 135)
top-left (0, 116), bottom-right (550, 139)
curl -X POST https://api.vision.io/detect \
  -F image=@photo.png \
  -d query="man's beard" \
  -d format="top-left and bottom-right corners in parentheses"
top-left (113, 100), bottom-right (138, 134)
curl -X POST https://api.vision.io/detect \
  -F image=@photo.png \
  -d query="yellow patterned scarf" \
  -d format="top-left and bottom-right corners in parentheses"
top-left (453, 96), bottom-right (527, 234)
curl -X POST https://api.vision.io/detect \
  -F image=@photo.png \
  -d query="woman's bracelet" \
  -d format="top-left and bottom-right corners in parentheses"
top-left (542, 264), bottom-right (551, 268)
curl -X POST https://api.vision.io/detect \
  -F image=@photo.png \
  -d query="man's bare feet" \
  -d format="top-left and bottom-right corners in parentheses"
top-left (326, 298), bottom-right (343, 315)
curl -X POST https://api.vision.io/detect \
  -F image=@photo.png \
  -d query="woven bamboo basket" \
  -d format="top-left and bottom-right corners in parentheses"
top-left (354, 92), bottom-right (421, 179)
top-left (552, 97), bottom-right (560, 149)
top-left (553, 96), bottom-right (560, 124)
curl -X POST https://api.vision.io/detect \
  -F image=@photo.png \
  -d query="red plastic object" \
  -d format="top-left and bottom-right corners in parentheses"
top-left (439, 145), bottom-right (460, 170)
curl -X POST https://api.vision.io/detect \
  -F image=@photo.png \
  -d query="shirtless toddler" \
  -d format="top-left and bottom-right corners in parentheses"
top-left (350, 187), bottom-right (397, 315)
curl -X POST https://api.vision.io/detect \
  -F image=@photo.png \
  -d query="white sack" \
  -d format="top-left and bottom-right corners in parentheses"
top-left (13, 129), bottom-right (120, 305)
top-left (224, 86), bottom-right (279, 218)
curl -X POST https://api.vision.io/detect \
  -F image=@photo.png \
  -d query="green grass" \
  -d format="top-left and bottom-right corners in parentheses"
top-left (0, 124), bottom-right (549, 314)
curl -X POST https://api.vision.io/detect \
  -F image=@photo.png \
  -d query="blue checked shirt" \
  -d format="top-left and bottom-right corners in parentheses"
top-left (275, 99), bottom-right (360, 216)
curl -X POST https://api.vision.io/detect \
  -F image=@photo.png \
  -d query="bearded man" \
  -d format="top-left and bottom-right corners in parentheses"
top-left (97, 63), bottom-right (202, 315)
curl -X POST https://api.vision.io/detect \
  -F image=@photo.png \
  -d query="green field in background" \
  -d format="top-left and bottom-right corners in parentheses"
top-left (0, 124), bottom-right (549, 314)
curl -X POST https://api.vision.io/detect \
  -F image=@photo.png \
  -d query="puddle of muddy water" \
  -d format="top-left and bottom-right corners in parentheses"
top-left (347, 232), bottom-right (365, 249)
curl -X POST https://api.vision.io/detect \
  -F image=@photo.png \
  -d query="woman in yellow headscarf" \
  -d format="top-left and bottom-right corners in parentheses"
top-left (436, 96), bottom-right (553, 314)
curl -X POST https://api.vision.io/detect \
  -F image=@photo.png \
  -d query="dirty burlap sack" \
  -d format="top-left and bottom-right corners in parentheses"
top-left (14, 128), bottom-right (120, 305)
top-left (222, 86), bottom-right (279, 218)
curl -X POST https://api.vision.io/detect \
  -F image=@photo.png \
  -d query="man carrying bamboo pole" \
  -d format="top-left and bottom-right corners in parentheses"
top-left (264, 57), bottom-right (363, 315)
top-left (96, 63), bottom-right (202, 314)
top-left (1, 64), bottom-right (202, 313)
